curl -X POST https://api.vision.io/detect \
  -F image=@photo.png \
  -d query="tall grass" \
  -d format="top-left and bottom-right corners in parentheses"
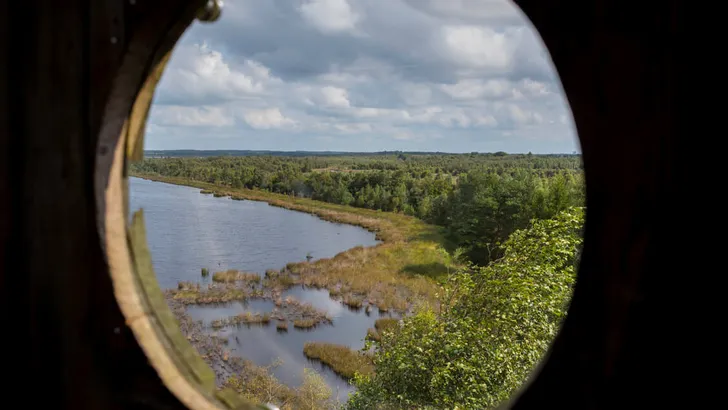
top-left (302, 342), bottom-right (374, 379)
top-left (211, 312), bottom-right (271, 329)
top-left (212, 269), bottom-right (261, 283)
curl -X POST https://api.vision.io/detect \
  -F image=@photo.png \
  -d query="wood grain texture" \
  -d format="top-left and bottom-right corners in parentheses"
top-left (1, 1), bottom-right (254, 409)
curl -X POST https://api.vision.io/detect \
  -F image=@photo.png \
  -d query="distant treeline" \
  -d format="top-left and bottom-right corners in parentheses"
top-left (131, 153), bottom-right (584, 265)
top-left (144, 149), bottom-right (580, 158)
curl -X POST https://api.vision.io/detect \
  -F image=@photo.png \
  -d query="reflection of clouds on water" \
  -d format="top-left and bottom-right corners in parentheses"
top-left (286, 288), bottom-right (346, 317)
top-left (187, 286), bottom-right (381, 396)
top-left (131, 178), bottom-right (381, 395)
top-left (129, 177), bottom-right (379, 288)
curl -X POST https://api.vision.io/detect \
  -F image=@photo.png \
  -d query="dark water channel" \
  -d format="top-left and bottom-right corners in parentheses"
top-left (129, 177), bottom-right (383, 399)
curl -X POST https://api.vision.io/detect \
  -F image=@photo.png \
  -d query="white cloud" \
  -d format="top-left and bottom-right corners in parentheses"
top-left (438, 26), bottom-right (512, 69)
top-left (441, 79), bottom-right (511, 100)
top-left (151, 106), bottom-right (234, 127)
top-left (403, 0), bottom-right (522, 23)
top-left (147, 0), bottom-right (578, 153)
top-left (157, 43), bottom-right (279, 103)
top-left (352, 107), bottom-right (408, 120)
top-left (320, 86), bottom-right (351, 108)
top-left (242, 108), bottom-right (295, 129)
top-left (299, 0), bottom-right (359, 34)
top-left (508, 104), bottom-right (544, 125)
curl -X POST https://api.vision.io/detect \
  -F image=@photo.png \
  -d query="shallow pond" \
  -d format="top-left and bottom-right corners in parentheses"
top-left (187, 288), bottom-right (395, 399)
top-left (130, 177), bottom-right (383, 400)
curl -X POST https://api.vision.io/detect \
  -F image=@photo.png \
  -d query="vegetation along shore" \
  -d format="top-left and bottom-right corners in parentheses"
top-left (132, 152), bottom-right (585, 409)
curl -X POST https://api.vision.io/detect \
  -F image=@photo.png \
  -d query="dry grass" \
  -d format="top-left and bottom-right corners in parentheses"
top-left (222, 358), bottom-right (337, 410)
top-left (342, 295), bottom-right (363, 309)
top-left (167, 282), bottom-right (254, 305)
top-left (302, 342), bottom-right (374, 379)
top-left (212, 269), bottom-right (261, 283)
top-left (200, 189), bottom-right (214, 194)
top-left (276, 320), bottom-right (288, 331)
top-left (375, 318), bottom-right (399, 334)
top-left (366, 319), bottom-right (399, 342)
top-left (211, 312), bottom-right (271, 329)
top-left (263, 269), bottom-right (296, 289)
top-left (293, 319), bottom-right (317, 329)
top-left (133, 174), bottom-right (459, 312)
top-left (366, 328), bottom-right (380, 342)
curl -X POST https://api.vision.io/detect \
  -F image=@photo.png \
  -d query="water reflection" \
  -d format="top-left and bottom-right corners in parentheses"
top-left (187, 287), bottom-right (396, 400)
top-left (130, 178), bottom-right (385, 398)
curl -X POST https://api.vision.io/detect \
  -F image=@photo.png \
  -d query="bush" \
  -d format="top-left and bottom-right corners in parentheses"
top-left (347, 208), bottom-right (584, 409)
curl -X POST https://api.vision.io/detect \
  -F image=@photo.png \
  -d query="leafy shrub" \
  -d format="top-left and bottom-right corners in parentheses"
top-left (347, 208), bottom-right (584, 409)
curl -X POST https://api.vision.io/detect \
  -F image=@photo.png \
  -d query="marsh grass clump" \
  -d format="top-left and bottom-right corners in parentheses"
top-left (201, 267), bottom-right (209, 277)
top-left (366, 328), bottom-right (380, 342)
top-left (276, 321), bottom-right (288, 332)
top-left (168, 284), bottom-right (248, 305)
top-left (342, 295), bottom-right (363, 309)
top-left (211, 312), bottom-right (271, 329)
top-left (200, 189), bottom-right (213, 194)
top-left (177, 281), bottom-right (198, 290)
top-left (212, 192), bottom-right (226, 198)
top-left (375, 318), bottom-right (399, 335)
top-left (302, 342), bottom-right (374, 379)
top-left (212, 269), bottom-right (261, 284)
top-left (293, 319), bottom-right (317, 329)
top-left (231, 312), bottom-right (271, 326)
top-left (263, 269), bottom-right (297, 289)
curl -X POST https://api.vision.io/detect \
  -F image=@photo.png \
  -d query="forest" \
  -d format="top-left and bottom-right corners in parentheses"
top-left (131, 153), bottom-right (584, 265)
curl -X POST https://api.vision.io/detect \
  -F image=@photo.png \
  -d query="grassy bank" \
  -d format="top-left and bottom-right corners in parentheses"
top-left (303, 342), bottom-right (374, 379)
top-left (132, 173), bottom-right (455, 311)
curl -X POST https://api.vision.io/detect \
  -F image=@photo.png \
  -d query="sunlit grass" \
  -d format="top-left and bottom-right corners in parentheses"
top-left (302, 342), bottom-right (374, 379)
top-left (132, 174), bottom-right (458, 312)
top-left (211, 312), bottom-right (271, 329)
top-left (374, 318), bottom-right (399, 334)
top-left (293, 319), bottom-right (317, 329)
top-left (212, 269), bottom-right (261, 284)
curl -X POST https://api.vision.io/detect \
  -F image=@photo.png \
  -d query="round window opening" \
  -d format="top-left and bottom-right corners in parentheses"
top-left (111, 1), bottom-right (586, 409)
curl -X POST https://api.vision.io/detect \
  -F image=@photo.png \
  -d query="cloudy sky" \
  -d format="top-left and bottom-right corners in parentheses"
top-left (146, 0), bottom-right (579, 153)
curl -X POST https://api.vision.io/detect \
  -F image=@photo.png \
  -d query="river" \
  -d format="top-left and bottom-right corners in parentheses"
top-left (129, 177), bottom-right (383, 400)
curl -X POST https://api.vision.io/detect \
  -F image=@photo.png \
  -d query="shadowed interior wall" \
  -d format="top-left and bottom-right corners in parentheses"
top-left (0, 1), bottom-right (687, 409)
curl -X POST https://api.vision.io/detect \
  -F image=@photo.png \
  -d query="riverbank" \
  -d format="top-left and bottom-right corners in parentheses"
top-left (131, 173), bottom-right (455, 311)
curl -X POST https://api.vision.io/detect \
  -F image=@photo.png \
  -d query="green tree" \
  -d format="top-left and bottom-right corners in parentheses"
top-left (346, 208), bottom-right (585, 410)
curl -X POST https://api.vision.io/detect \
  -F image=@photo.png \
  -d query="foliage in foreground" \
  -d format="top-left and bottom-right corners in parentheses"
top-left (346, 207), bottom-right (585, 410)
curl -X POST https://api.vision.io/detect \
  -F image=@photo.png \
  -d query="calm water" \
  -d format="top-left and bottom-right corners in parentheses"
top-left (129, 177), bottom-right (383, 399)
top-left (130, 177), bottom-right (379, 289)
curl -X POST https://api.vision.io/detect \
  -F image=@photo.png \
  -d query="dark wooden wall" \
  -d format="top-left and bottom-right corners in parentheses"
top-left (0, 1), bottom-right (203, 408)
top-left (0, 0), bottom-right (690, 409)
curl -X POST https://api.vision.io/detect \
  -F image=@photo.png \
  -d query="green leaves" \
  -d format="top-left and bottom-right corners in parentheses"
top-left (347, 208), bottom-right (585, 410)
